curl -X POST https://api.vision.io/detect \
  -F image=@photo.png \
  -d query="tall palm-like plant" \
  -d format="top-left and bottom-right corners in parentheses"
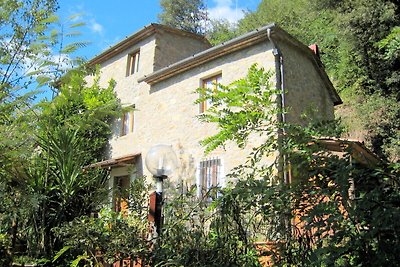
top-left (24, 127), bottom-right (108, 257)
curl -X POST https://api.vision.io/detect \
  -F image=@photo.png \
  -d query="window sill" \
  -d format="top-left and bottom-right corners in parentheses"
top-left (118, 132), bottom-right (134, 139)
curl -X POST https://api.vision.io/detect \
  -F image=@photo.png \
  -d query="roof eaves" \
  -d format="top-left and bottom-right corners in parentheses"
top-left (88, 23), bottom-right (210, 66)
top-left (88, 24), bottom-right (158, 66)
top-left (315, 138), bottom-right (381, 166)
top-left (139, 23), bottom-right (277, 85)
top-left (84, 153), bottom-right (141, 170)
top-left (138, 24), bottom-right (342, 106)
top-left (310, 56), bottom-right (342, 105)
top-left (153, 23), bottom-right (211, 45)
top-left (269, 26), bottom-right (342, 106)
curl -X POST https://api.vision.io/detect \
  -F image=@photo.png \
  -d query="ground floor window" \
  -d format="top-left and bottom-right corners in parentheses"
top-left (197, 158), bottom-right (223, 198)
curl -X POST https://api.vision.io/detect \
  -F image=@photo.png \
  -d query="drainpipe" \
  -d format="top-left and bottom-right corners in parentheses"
top-left (267, 28), bottom-right (289, 185)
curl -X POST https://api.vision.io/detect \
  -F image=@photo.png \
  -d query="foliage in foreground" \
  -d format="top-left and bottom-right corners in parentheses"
top-left (54, 177), bottom-right (151, 266)
top-left (57, 65), bottom-right (400, 266)
top-left (190, 64), bottom-right (400, 266)
top-left (206, 0), bottom-right (400, 162)
top-left (0, 0), bottom-right (115, 263)
top-left (0, 68), bottom-right (121, 262)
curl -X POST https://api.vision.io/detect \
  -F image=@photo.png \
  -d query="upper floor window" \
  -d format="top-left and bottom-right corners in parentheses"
top-left (199, 74), bottom-right (222, 113)
top-left (121, 110), bottom-right (134, 136)
top-left (126, 50), bottom-right (140, 76)
top-left (198, 158), bottom-right (223, 198)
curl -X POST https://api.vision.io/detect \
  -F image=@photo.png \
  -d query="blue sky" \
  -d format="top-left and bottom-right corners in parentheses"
top-left (57, 0), bottom-right (261, 60)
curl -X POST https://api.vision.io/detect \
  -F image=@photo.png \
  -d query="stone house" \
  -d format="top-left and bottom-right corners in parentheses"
top-left (86, 23), bottom-right (342, 205)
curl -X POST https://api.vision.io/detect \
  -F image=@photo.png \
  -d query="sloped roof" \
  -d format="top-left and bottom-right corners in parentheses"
top-left (315, 138), bottom-right (381, 166)
top-left (139, 23), bottom-right (342, 106)
top-left (88, 23), bottom-right (210, 66)
top-left (84, 153), bottom-right (141, 169)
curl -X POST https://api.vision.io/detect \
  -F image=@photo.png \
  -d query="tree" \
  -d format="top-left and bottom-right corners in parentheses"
top-left (39, 67), bottom-right (121, 164)
top-left (189, 64), bottom-right (400, 266)
top-left (158, 0), bottom-right (207, 34)
top-left (0, 0), bottom-right (58, 92)
top-left (232, 0), bottom-right (400, 161)
top-left (0, 1), bottom-right (106, 261)
top-left (331, 0), bottom-right (399, 97)
top-left (0, 0), bottom-right (61, 261)
top-left (52, 65), bottom-right (400, 266)
top-left (206, 19), bottom-right (238, 45)
top-left (377, 26), bottom-right (400, 62)
top-left (22, 68), bottom-right (121, 258)
top-left (0, 66), bottom-right (122, 262)
top-left (0, 0), bottom-right (61, 191)
top-left (0, 0), bottom-right (123, 263)
top-left (316, 0), bottom-right (400, 160)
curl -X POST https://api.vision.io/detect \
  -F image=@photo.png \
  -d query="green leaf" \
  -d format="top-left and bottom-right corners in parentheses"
top-left (36, 75), bottom-right (51, 87)
top-left (52, 246), bottom-right (71, 263)
top-left (69, 22), bottom-right (85, 28)
top-left (70, 254), bottom-right (88, 267)
top-left (41, 14), bottom-right (59, 24)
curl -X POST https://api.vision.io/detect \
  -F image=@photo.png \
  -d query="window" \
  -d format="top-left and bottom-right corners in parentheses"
top-left (113, 175), bottom-right (130, 215)
top-left (199, 74), bottom-right (222, 113)
top-left (126, 50), bottom-right (140, 76)
top-left (198, 158), bottom-right (223, 198)
top-left (121, 110), bottom-right (134, 136)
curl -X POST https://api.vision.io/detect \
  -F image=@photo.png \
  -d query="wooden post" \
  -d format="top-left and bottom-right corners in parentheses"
top-left (148, 191), bottom-right (162, 236)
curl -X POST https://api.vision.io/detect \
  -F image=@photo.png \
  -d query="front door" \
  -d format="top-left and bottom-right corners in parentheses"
top-left (113, 175), bottom-right (130, 215)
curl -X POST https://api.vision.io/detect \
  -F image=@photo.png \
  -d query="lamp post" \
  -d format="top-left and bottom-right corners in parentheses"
top-left (145, 144), bottom-right (178, 237)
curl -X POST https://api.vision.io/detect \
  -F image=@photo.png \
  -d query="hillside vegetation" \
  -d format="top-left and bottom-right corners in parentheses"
top-left (206, 0), bottom-right (400, 162)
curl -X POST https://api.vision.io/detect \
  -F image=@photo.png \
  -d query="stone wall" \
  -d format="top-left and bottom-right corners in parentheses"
top-left (108, 42), bottom-right (277, 188)
top-left (153, 30), bottom-right (211, 71)
top-left (277, 41), bottom-right (335, 125)
top-left (94, 31), bottom-right (337, 193)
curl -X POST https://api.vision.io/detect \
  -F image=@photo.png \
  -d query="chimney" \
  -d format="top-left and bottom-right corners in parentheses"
top-left (309, 44), bottom-right (320, 58)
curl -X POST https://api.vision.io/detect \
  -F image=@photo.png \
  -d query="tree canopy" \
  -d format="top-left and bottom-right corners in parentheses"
top-left (1, 0), bottom-right (399, 265)
top-left (206, 0), bottom-right (399, 162)
top-left (52, 65), bottom-right (400, 266)
top-left (158, 0), bottom-right (207, 34)
top-left (0, 0), bottom-right (121, 264)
